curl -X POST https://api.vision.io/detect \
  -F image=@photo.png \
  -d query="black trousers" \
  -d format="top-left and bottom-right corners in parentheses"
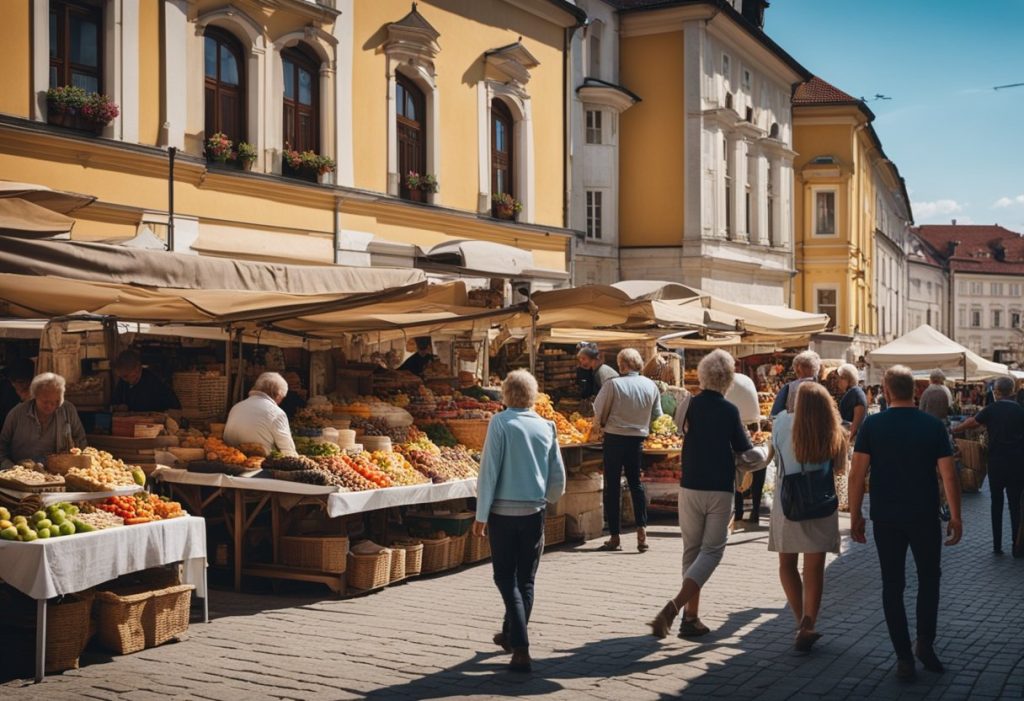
top-left (603, 434), bottom-right (647, 536)
top-left (988, 470), bottom-right (1024, 552)
top-left (735, 468), bottom-right (767, 521)
top-left (488, 510), bottom-right (545, 650)
top-left (872, 520), bottom-right (942, 660)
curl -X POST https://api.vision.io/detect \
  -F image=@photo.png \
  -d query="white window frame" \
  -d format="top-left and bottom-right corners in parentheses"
top-left (588, 20), bottom-right (603, 79)
top-left (970, 308), bottom-right (982, 328)
top-left (1011, 310), bottom-right (1022, 328)
top-left (478, 84), bottom-right (534, 221)
top-left (585, 109), bottom-right (603, 145)
top-left (1011, 284), bottom-right (1021, 297)
top-left (993, 308), bottom-right (1003, 328)
top-left (814, 284), bottom-right (839, 331)
top-left (585, 190), bottom-right (603, 240)
top-left (991, 282), bottom-right (1004, 296)
top-left (811, 187), bottom-right (838, 238)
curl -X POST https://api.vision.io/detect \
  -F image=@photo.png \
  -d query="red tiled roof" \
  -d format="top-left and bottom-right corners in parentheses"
top-left (793, 76), bottom-right (859, 106)
top-left (915, 224), bottom-right (1024, 275)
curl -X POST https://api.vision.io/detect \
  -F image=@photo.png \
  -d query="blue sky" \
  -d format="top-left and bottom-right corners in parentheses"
top-left (765, 0), bottom-right (1024, 232)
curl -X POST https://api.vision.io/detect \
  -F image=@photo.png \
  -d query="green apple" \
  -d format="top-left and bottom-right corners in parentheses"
top-left (36, 527), bottom-right (51, 539)
top-left (35, 518), bottom-right (52, 530)
top-left (59, 521), bottom-right (75, 536)
top-left (0, 506), bottom-right (10, 521)
top-left (31, 510), bottom-right (47, 523)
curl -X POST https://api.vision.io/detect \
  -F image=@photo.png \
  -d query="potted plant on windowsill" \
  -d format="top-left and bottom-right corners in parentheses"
top-left (46, 86), bottom-right (119, 134)
top-left (236, 142), bottom-right (257, 171)
top-left (491, 192), bottom-right (522, 221)
top-left (283, 144), bottom-right (335, 183)
top-left (205, 132), bottom-right (234, 165)
top-left (403, 172), bottom-right (439, 203)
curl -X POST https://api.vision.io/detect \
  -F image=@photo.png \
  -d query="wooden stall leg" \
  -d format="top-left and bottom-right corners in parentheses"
top-left (34, 598), bottom-right (46, 683)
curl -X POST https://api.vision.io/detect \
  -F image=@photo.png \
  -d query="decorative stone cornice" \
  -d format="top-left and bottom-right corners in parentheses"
top-left (385, 3), bottom-right (441, 64)
top-left (484, 41), bottom-right (540, 88)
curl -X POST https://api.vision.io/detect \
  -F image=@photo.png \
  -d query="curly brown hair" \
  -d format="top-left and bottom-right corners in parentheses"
top-left (792, 382), bottom-right (846, 464)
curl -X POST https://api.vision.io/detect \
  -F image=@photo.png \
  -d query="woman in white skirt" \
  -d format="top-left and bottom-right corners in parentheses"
top-left (769, 382), bottom-right (845, 652)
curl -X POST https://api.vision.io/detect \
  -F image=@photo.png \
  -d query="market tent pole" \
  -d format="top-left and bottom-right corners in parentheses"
top-left (529, 311), bottom-right (538, 375)
top-left (963, 352), bottom-right (968, 383)
top-left (224, 327), bottom-right (233, 413)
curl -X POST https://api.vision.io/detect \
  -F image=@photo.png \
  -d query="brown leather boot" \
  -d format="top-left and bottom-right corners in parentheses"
top-left (649, 599), bottom-right (679, 639)
top-left (509, 647), bottom-right (532, 673)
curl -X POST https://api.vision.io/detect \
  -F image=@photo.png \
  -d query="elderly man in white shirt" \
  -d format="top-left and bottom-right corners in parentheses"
top-left (223, 372), bottom-right (297, 456)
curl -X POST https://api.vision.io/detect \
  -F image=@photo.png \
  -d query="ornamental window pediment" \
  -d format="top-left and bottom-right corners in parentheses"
top-left (484, 41), bottom-right (540, 93)
top-left (385, 3), bottom-right (441, 68)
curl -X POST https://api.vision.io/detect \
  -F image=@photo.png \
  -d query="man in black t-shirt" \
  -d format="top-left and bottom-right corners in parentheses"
top-left (112, 350), bottom-right (181, 413)
top-left (850, 365), bottom-right (962, 683)
top-left (952, 375), bottom-right (1024, 556)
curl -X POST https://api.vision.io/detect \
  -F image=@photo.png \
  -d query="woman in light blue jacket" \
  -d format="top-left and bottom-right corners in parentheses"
top-left (473, 369), bottom-right (566, 673)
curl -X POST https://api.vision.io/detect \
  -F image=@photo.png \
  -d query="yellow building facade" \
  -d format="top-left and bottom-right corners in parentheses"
top-left (792, 77), bottom-right (911, 345)
top-left (0, 0), bottom-right (583, 282)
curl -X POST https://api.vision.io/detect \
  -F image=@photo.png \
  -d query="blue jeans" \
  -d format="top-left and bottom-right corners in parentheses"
top-left (488, 510), bottom-right (545, 649)
top-left (603, 433), bottom-right (647, 535)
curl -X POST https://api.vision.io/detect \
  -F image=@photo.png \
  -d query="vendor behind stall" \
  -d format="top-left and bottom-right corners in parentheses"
top-left (112, 350), bottom-right (181, 413)
top-left (399, 337), bottom-right (436, 377)
top-left (0, 372), bottom-right (87, 469)
top-left (223, 372), bottom-right (297, 456)
top-left (0, 358), bottom-right (34, 428)
top-left (577, 343), bottom-right (619, 399)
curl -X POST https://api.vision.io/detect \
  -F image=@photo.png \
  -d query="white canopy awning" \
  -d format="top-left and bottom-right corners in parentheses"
top-left (866, 324), bottom-right (1009, 382)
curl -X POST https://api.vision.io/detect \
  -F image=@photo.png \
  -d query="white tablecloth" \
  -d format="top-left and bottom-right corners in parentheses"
top-left (0, 516), bottom-right (207, 600)
top-left (152, 467), bottom-right (337, 496)
top-left (326, 478), bottom-right (477, 517)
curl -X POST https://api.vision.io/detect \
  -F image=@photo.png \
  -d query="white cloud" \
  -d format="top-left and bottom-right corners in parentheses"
top-left (913, 199), bottom-right (963, 221)
top-left (994, 194), bottom-right (1024, 208)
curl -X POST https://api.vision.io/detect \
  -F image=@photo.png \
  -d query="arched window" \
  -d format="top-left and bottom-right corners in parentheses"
top-left (396, 74), bottom-right (426, 199)
top-left (491, 99), bottom-right (514, 199)
top-left (282, 45), bottom-right (319, 153)
top-left (204, 27), bottom-right (246, 143)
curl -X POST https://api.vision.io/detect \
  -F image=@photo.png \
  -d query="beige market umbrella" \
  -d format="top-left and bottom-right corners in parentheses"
top-left (0, 198), bottom-right (76, 236)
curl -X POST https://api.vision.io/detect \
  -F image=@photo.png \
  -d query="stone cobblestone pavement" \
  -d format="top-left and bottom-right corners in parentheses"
top-left (4, 486), bottom-right (1022, 700)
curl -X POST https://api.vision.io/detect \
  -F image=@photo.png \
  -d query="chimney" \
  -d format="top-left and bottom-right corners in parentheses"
top-left (946, 240), bottom-right (960, 257)
top-left (951, 218), bottom-right (957, 225)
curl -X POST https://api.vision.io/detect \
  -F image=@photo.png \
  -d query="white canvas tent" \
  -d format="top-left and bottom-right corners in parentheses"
top-left (866, 324), bottom-right (1009, 382)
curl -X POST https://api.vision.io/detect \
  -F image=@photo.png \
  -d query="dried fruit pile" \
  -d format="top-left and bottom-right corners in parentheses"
top-left (66, 447), bottom-right (144, 490)
top-left (263, 454), bottom-right (320, 472)
top-left (1, 465), bottom-right (64, 486)
top-left (402, 446), bottom-right (479, 483)
top-left (97, 492), bottom-right (184, 524)
top-left (369, 450), bottom-right (429, 486)
top-left (534, 394), bottom-right (587, 445)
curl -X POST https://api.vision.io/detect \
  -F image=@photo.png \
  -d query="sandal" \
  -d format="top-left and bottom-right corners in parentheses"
top-left (649, 600), bottom-right (679, 638)
top-left (596, 540), bottom-right (622, 551)
top-left (637, 531), bottom-right (649, 553)
top-left (678, 617), bottom-right (711, 638)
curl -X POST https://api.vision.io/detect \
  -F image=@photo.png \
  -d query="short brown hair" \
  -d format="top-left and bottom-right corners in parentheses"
top-left (792, 382), bottom-right (845, 464)
top-left (883, 365), bottom-right (915, 401)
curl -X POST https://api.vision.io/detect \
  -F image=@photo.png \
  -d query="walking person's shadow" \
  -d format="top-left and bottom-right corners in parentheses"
top-left (362, 607), bottom-right (775, 700)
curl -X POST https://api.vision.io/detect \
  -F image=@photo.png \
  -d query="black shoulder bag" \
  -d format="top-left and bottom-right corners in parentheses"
top-left (778, 450), bottom-right (838, 522)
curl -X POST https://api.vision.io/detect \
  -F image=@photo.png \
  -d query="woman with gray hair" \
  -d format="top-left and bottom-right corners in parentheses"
top-left (770, 350), bottom-right (821, 417)
top-left (593, 348), bottom-right (663, 552)
top-left (473, 370), bottom-right (566, 672)
top-left (836, 363), bottom-right (867, 441)
top-left (223, 372), bottom-right (297, 456)
top-left (0, 372), bottom-right (87, 469)
top-left (651, 349), bottom-right (753, 638)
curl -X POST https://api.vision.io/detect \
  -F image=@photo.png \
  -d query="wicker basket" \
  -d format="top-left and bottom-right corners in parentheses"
top-left (46, 453), bottom-right (92, 475)
top-left (389, 546), bottom-right (407, 583)
top-left (133, 423), bottom-right (164, 439)
top-left (95, 582), bottom-right (194, 655)
top-left (347, 550), bottom-right (392, 590)
top-left (280, 535), bottom-right (349, 574)
top-left (956, 439), bottom-right (987, 472)
top-left (44, 592), bottom-right (95, 673)
top-left (464, 531), bottom-right (491, 563)
top-left (960, 467), bottom-right (985, 493)
top-left (392, 541), bottom-right (424, 576)
top-left (145, 584), bottom-right (194, 648)
top-left (445, 419), bottom-right (490, 450)
top-left (419, 536), bottom-right (450, 574)
top-left (447, 532), bottom-right (468, 569)
top-left (545, 514), bottom-right (567, 547)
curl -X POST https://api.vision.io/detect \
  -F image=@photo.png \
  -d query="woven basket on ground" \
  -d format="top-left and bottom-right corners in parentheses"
top-left (959, 467), bottom-right (985, 493)
top-left (95, 583), bottom-right (193, 655)
top-left (391, 541), bottom-right (424, 576)
top-left (445, 419), bottom-right (490, 450)
top-left (347, 549), bottom-right (392, 590)
top-left (956, 439), bottom-right (987, 472)
top-left (44, 592), bottom-right (95, 673)
top-left (464, 531), bottom-right (491, 563)
top-left (545, 514), bottom-right (566, 547)
top-left (446, 532), bottom-right (468, 569)
top-left (418, 536), bottom-right (450, 574)
top-left (280, 535), bottom-right (349, 574)
top-left (389, 547), bottom-right (407, 583)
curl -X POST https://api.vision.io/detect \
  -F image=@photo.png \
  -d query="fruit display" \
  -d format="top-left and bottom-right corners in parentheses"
top-left (66, 447), bottom-right (144, 490)
top-left (368, 450), bottom-right (429, 486)
top-left (399, 429), bottom-right (442, 456)
top-left (643, 458), bottom-right (681, 483)
top-left (203, 437), bottom-right (247, 465)
top-left (404, 446), bottom-right (479, 483)
top-left (351, 417), bottom-right (410, 443)
top-left (758, 392), bottom-right (775, 418)
top-left (295, 438), bottom-right (341, 457)
top-left (643, 414), bottom-right (682, 451)
top-left (313, 456), bottom-right (380, 491)
top-left (330, 453), bottom-right (392, 488)
top-left (292, 406), bottom-right (332, 436)
top-left (419, 423), bottom-right (459, 448)
top-left (534, 393), bottom-right (587, 445)
top-left (263, 454), bottom-right (320, 472)
top-left (73, 510), bottom-right (124, 530)
top-left (97, 492), bottom-right (184, 524)
top-left (0, 465), bottom-right (65, 487)
top-left (0, 503), bottom-right (97, 541)
top-left (177, 428), bottom-right (207, 448)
